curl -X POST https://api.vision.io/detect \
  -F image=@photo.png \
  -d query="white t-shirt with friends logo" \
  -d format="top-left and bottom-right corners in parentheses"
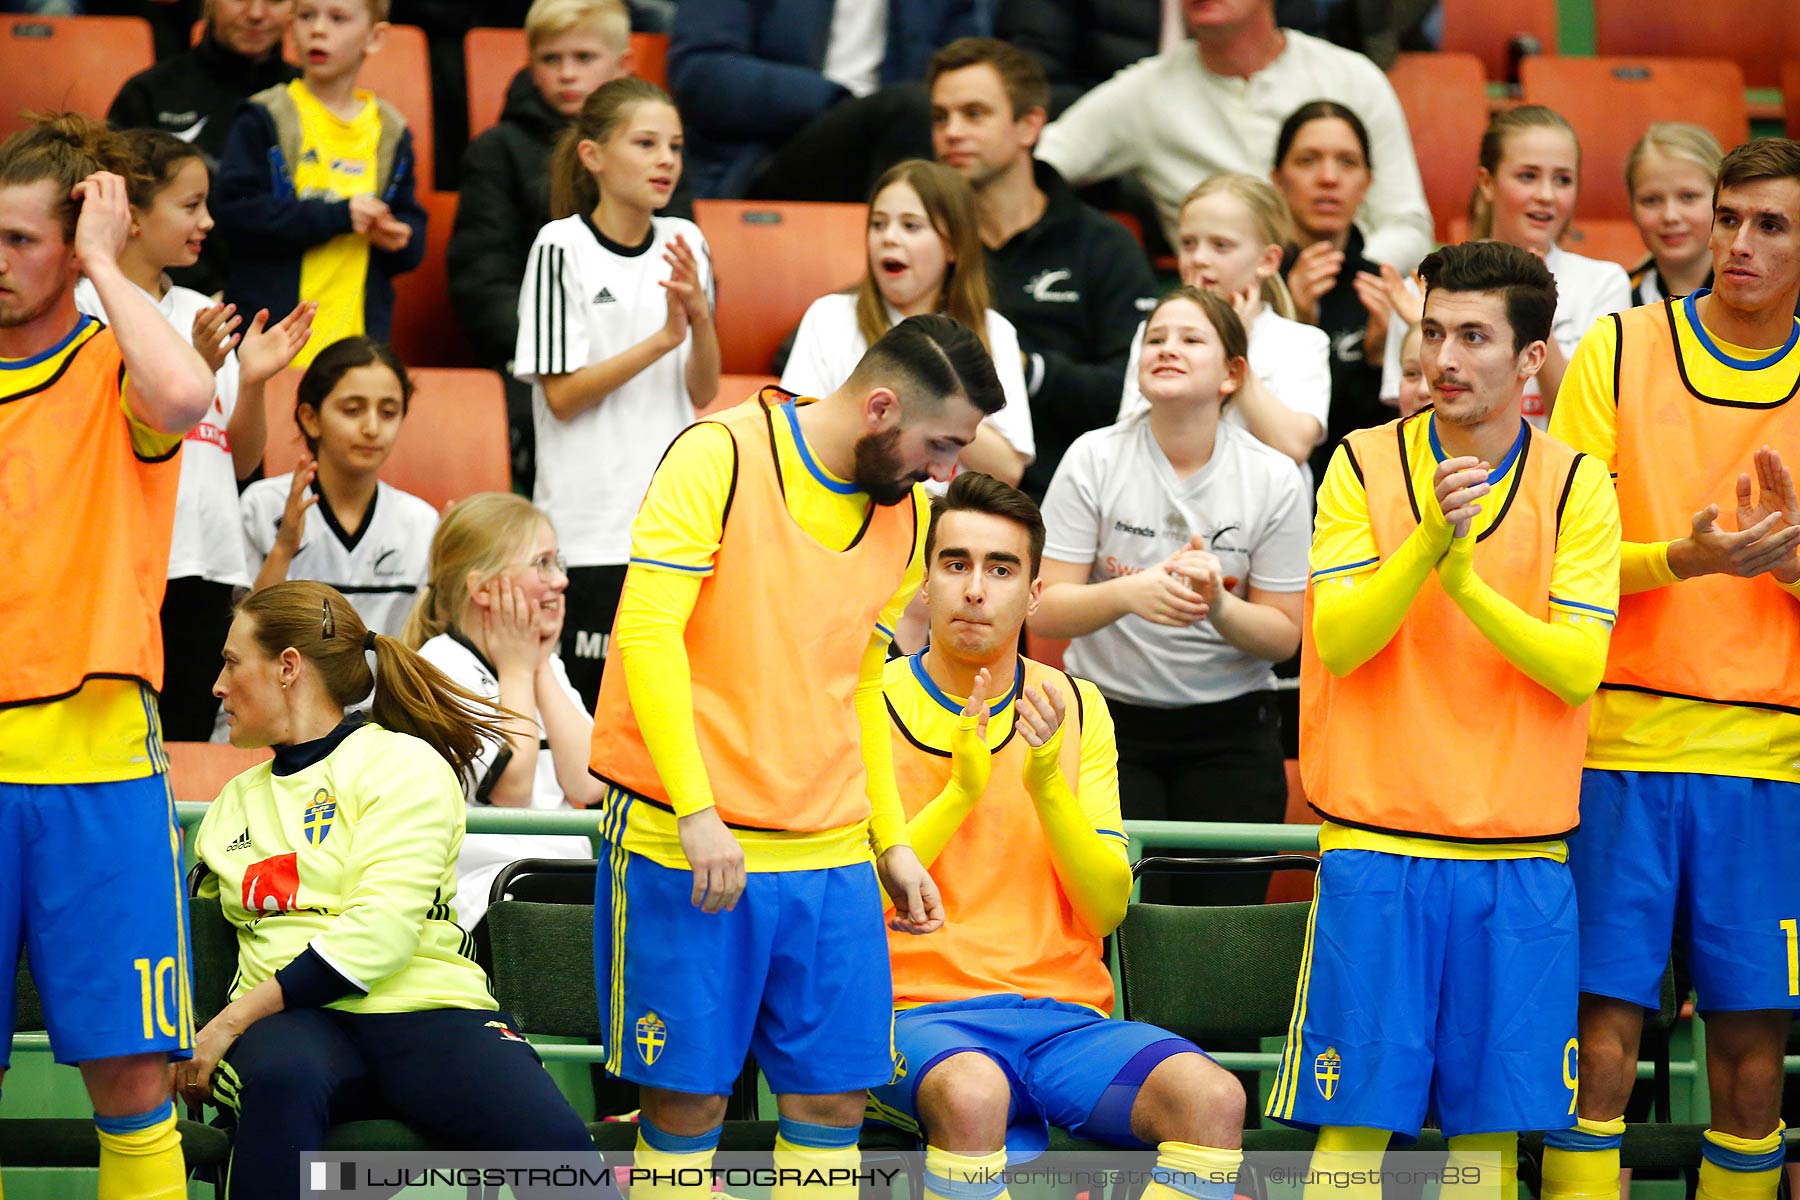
top-left (1040, 414), bottom-right (1308, 708)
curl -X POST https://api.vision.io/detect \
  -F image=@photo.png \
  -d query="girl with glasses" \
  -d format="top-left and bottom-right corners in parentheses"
top-left (403, 492), bottom-right (601, 927)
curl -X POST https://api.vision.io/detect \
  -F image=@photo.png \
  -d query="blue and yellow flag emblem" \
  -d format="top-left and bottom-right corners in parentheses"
top-left (636, 1011), bottom-right (667, 1065)
top-left (302, 789), bottom-right (337, 846)
top-left (1315, 1046), bottom-right (1343, 1100)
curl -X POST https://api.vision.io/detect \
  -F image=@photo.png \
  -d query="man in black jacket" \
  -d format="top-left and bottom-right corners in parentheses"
top-left (929, 37), bottom-right (1156, 500)
top-left (108, 0), bottom-right (298, 295)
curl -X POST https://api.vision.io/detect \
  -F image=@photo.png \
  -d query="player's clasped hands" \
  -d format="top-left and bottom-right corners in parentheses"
top-left (1018, 681), bottom-right (1068, 796)
top-left (1433, 456), bottom-right (1491, 541)
top-left (1681, 445), bottom-right (1800, 581)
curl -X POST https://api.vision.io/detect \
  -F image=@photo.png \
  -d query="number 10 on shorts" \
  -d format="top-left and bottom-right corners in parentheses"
top-left (134, 956), bottom-right (180, 1039)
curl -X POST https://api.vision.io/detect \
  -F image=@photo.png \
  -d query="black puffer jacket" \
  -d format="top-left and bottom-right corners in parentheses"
top-left (448, 70), bottom-right (564, 369)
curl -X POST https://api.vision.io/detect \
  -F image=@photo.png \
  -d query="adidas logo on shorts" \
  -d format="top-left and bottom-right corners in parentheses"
top-left (227, 827), bottom-right (253, 853)
top-left (593, 287), bottom-right (617, 304)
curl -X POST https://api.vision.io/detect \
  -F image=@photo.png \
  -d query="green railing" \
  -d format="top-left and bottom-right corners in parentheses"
top-left (15, 808), bottom-right (1707, 1119)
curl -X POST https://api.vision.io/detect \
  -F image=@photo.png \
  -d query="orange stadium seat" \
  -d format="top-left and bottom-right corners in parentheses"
top-left (1387, 52), bottom-right (1488, 242)
top-left (167, 742), bottom-right (272, 803)
top-left (1024, 628), bottom-right (1069, 672)
top-left (388, 189), bottom-right (474, 368)
top-left (263, 366), bottom-right (510, 509)
top-left (1785, 62), bottom-right (1800, 138)
top-left (703, 374), bottom-right (778, 416)
top-left (1520, 57), bottom-right (1748, 222)
top-left (695, 200), bottom-right (870, 375)
top-left (1438, 0), bottom-right (1557, 83)
top-left (358, 23), bottom-right (435, 192)
top-left (1594, 0), bottom-right (1800, 90)
top-left (0, 15), bottom-right (153, 136)
top-left (466, 28), bottom-right (673, 143)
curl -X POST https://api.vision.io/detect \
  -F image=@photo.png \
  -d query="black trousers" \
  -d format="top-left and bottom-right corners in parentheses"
top-left (560, 565), bottom-right (628, 713)
top-left (1111, 689), bottom-right (1289, 908)
top-left (158, 576), bottom-right (236, 741)
top-left (217, 1006), bottom-right (604, 1200)
top-left (744, 83), bottom-right (935, 203)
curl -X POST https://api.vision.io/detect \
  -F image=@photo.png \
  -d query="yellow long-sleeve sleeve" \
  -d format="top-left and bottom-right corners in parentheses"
top-left (857, 632), bottom-right (910, 855)
top-left (612, 566), bottom-right (714, 818)
top-left (1311, 523), bottom-right (1447, 676)
top-left (1022, 725), bottom-right (1132, 938)
top-left (1438, 537), bottom-right (1612, 706)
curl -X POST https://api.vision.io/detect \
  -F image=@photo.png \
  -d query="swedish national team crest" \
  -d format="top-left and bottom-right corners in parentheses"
top-left (636, 1012), bottom-right (667, 1065)
top-left (302, 789), bottom-right (338, 846)
top-left (1315, 1046), bottom-right (1343, 1100)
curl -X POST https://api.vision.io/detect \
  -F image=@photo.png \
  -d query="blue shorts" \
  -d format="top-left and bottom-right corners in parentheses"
top-left (1571, 770), bottom-right (1800, 1012)
top-left (0, 776), bottom-right (195, 1066)
top-left (866, 995), bottom-right (1200, 1160)
top-left (1266, 850), bottom-right (1578, 1138)
top-left (596, 834), bottom-right (897, 1096)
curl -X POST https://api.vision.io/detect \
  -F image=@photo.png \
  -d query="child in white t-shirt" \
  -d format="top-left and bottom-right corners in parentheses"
top-left (240, 337), bottom-right (437, 639)
top-left (782, 158), bottom-right (1036, 488)
top-left (1038, 286), bottom-right (1307, 905)
top-left (75, 129), bottom-right (314, 739)
top-left (1118, 173), bottom-right (1331, 484)
top-left (405, 493), bottom-right (599, 927)
top-left (513, 76), bottom-right (719, 710)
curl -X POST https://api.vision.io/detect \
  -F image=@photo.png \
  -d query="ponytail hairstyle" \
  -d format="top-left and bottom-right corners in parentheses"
top-left (294, 336), bottom-right (413, 454)
top-left (1470, 104), bottom-right (1579, 240)
top-left (0, 112), bottom-right (143, 243)
top-left (854, 158), bottom-right (993, 353)
top-left (403, 492), bottom-right (553, 649)
top-left (120, 128), bottom-right (207, 211)
top-left (239, 581), bottom-right (510, 774)
top-left (1178, 173), bottom-right (1300, 320)
top-left (550, 75), bottom-right (674, 219)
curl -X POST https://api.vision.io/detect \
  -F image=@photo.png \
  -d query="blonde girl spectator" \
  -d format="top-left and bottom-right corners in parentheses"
top-left (1625, 123), bottom-right (1724, 305)
top-left (404, 493), bottom-right (601, 927)
top-left (1120, 173), bottom-right (1331, 478)
top-left (781, 157), bottom-right (1036, 488)
top-left (514, 76), bottom-right (719, 710)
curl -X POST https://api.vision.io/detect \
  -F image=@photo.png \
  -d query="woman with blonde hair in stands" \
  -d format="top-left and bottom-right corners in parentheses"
top-left (1120, 173), bottom-right (1331, 480)
top-left (1625, 122), bottom-right (1724, 306)
top-left (781, 157), bottom-right (1036, 488)
top-left (514, 74), bottom-right (719, 711)
top-left (1468, 104), bottom-right (1631, 424)
top-left (184, 581), bottom-right (604, 1200)
top-left (404, 492), bottom-right (601, 928)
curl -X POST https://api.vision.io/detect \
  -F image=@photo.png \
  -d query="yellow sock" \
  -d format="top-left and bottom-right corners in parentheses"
top-left (1139, 1140), bottom-right (1243, 1200)
top-left (1541, 1115), bottom-right (1625, 1200)
top-left (95, 1100), bottom-right (185, 1200)
top-left (772, 1117), bottom-right (861, 1200)
top-left (1698, 1124), bottom-right (1786, 1200)
top-left (1442, 1131), bottom-right (1517, 1200)
top-left (923, 1145), bottom-right (1010, 1200)
top-left (632, 1118), bottom-right (720, 1200)
top-left (1302, 1125), bottom-right (1391, 1200)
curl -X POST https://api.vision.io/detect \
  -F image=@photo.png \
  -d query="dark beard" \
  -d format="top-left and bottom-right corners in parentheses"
top-left (852, 426), bottom-right (919, 506)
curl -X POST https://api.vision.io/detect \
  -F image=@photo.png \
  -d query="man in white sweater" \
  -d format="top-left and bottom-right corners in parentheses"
top-left (1035, 0), bottom-right (1432, 271)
